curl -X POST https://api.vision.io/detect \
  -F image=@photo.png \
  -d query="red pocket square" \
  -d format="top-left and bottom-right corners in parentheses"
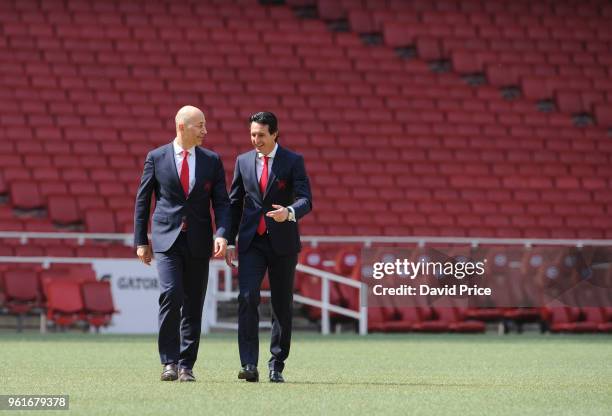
top-left (277, 179), bottom-right (287, 190)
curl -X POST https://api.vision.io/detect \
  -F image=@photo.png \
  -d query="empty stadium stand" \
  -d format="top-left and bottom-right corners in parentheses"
top-left (0, 0), bottom-right (611, 239)
top-left (0, 0), bottom-right (611, 333)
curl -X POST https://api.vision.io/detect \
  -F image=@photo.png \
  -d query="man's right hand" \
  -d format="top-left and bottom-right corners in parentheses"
top-left (136, 245), bottom-right (152, 266)
top-left (225, 246), bottom-right (237, 268)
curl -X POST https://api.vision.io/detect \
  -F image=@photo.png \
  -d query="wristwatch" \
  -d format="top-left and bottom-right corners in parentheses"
top-left (287, 207), bottom-right (296, 222)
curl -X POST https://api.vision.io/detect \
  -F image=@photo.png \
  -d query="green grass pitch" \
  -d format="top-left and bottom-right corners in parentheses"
top-left (1, 332), bottom-right (611, 415)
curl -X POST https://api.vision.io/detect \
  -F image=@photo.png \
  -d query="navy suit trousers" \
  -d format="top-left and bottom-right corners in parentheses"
top-left (156, 232), bottom-right (209, 369)
top-left (238, 233), bottom-right (297, 372)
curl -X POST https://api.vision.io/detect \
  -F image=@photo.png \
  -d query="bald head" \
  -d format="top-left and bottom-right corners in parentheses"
top-left (175, 105), bottom-right (203, 127)
top-left (175, 105), bottom-right (207, 149)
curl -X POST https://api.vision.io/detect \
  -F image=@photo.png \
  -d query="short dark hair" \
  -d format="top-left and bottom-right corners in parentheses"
top-left (249, 111), bottom-right (278, 136)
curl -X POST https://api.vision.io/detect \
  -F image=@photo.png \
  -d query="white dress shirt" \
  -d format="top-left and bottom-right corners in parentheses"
top-left (256, 143), bottom-right (277, 181)
top-left (173, 139), bottom-right (195, 194)
top-left (257, 143), bottom-right (295, 222)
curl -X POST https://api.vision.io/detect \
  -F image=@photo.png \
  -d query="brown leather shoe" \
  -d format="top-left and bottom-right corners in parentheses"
top-left (238, 364), bottom-right (259, 382)
top-left (161, 363), bottom-right (178, 381)
top-left (179, 368), bottom-right (196, 382)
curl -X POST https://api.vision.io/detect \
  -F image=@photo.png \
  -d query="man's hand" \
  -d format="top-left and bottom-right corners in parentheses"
top-left (266, 204), bottom-right (289, 222)
top-left (213, 237), bottom-right (228, 258)
top-left (136, 245), bottom-right (152, 266)
top-left (225, 246), bottom-right (237, 268)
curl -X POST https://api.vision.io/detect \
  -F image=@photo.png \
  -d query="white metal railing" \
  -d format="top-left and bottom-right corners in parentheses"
top-left (2, 232), bottom-right (612, 336)
top-left (0, 231), bottom-right (134, 246)
top-left (295, 264), bottom-right (367, 335)
top-left (301, 236), bottom-right (612, 248)
top-left (2, 231), bottom-right (611, 248)
top-left (0, 254), bottom-right (368, 335)
top-left (204, 262), bottom-right (367, 335)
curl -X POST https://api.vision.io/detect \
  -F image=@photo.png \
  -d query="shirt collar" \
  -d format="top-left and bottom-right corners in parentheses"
top-left (173, 139), bottom-right (194, 156)
top-left (257, 143), bottom-right (278, 159)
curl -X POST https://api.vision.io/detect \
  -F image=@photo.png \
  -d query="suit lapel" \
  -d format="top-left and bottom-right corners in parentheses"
top-left (192, 147), bottom-right (204, 199)
top-left (251, 151), bottom-right (264, 204)
top-left (165, 143), bottom-right (186, 201)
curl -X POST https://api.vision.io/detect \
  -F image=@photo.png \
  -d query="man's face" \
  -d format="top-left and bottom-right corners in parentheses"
top-left (182, 112), bottom-right (207, 147)
top-left (250, 122), bottom-right (277, 155)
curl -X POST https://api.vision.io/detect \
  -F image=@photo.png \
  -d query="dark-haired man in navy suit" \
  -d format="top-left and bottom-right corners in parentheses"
top-left (225, 111), bottom-right (312, 383)
top-left (134, 105), bottom-right (230, 382)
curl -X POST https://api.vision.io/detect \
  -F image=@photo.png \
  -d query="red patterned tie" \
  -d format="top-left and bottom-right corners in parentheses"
top-left (257, 156), bottom-right (269, 235)
top-left (180, 150), bottom-right (189, 197)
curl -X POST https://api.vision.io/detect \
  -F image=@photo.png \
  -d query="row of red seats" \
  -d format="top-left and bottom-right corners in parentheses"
top-left (293, 244), bottom-right (612, 332)
top-left (544, 306), bottom-right (612, 333)
top-left (294, 246), bottom-right (483, 331)
top-left (0, 242), bottom-right (133, 258)
top-left (308, 0), bottom-right (612, 126)
top-left (370, 305), bottom-right (612, 333)
top-left (0, 265), bottom-right (118, 331)
top-left (0, 0), bottom-right (611, 240)
top-left (3, 214), bottom-right (612, 238)
top-left (307, 0), bottom-right (610, 17)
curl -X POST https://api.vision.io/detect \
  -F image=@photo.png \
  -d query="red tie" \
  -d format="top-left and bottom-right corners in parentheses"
top-left (257, 156), bottom-right (269, 235)
top-left (180, 150), bottom-right (189, 197)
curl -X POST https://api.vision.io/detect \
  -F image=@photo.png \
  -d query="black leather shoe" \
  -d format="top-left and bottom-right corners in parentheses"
top-left (160, 363), bottom-right (178, 381)
top-left (179, 368), bottom-right (196, 382)
top-left (269, 370), bottom-right (284, 383)
top-left (238, 364), bottom-right (259, 382)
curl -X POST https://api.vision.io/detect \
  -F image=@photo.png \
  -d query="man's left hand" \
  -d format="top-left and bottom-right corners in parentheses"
top-left (266, 204), bottom-right (289, 222)
top-left (213, 237), bottom-right (228, 258)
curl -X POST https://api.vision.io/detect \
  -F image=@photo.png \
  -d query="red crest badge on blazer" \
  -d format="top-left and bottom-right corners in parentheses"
top-left (277, 179), bottom-right (287, 190)
top-left (203, 181), bottom-right (212, 192)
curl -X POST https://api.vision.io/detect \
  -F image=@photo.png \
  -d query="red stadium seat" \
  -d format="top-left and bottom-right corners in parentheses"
top-left (39, 266), bottom-right (95, 301)
top-left (85, 209), bottom-right (117, 233)
top-left (594, 104), bottom-right (612, 126)
top-left (47, 195), bottom-right (81, 224)
top-left (414, 307), bottom-right (485, 333)
top-left (543, 307), bottom-right (598, 333)
top-left (383, 306), bottom-right (424, 332)
top-left (348, 10), bottom-right (376, 33)
top-left (555, 90), bottom-right (586, 113)
top-left (451, 50), bottom-right (482, 73)
top-left (3, 270), bottom-right (41, 315)
top-left (333, 246), bottom-right (360, 276)
top-left (296, 247), bottom-right (343, 322)
top-left (581, 307), bottom-right (612, 333)
top-left (9, 181), bottom-right (44, 210)
top-left (81, 280), bottom-right (118, 331)
top-left (44, 279), bottom-right (85, 328)
top-left (317, 0), bottom-right (345, 20)
top-left (296, 246), bottom-right (325, 293)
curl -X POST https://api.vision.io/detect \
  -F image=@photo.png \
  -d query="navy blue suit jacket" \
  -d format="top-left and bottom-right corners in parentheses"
top-left (133, 142), bottom-right (230, 258)
top-left (228, 145), bottom-right (312, 255)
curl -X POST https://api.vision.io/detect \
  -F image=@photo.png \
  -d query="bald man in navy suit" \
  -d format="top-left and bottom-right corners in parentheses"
top-left (134, 105), bottom-right (230, 382)
top-left (225, 112), bottom-right (312, 383)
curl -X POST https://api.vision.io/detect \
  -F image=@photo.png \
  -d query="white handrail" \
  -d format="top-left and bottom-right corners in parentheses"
top-left (296, 264), bottom-right (362, 288)
top-left (3, 232), bottom-right (611, 336)
top-left (294, 264), bottom-right (367, 335)
top-left (301, 235), bottom-right (612, 248)
top-left (209, 263), bottom-right (368, 335)
top-left (0, 255), bottom-right (368, 335)
top-left (1, 231), bottom-right (611, 248)
top-left (0, 256), bottom-right (109, 268)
